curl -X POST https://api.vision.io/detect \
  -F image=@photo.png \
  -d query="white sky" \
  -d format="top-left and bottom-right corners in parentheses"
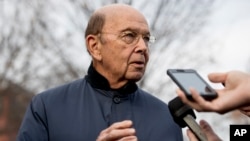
top-left (206, 0), bottom-right (250, 71)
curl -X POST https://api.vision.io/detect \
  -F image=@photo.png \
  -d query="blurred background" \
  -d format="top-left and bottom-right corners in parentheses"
top-left (1, 0), bottom-right (250, 140)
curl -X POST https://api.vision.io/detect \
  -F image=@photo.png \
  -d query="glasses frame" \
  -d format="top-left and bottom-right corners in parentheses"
top-left (99, 30), bottom-right (156, 47)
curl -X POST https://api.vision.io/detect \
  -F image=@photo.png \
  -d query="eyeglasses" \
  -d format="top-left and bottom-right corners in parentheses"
top-left (100, 30), bottom-right (156, 46)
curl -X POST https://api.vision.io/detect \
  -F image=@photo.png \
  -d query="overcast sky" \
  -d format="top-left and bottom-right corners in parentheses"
top-left (206, 0), bottom-right (250, 71)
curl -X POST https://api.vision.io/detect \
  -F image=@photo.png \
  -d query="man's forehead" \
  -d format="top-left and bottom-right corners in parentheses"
top-left (103, 13), bottom-right (149, 32)
top-left (96, 4), bottom-right (147, 24)
top-left (103, 20), bottom-right (150, 34)
top-left (94, 4), bottom-right (150, 33)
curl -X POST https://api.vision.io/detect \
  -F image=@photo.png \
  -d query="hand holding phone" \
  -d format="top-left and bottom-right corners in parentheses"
top-left (167, 69), bottom-right (218, 101)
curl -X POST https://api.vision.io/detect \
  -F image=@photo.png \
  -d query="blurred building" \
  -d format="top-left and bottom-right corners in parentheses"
top-left (0, 80), bottom-right (34, 141)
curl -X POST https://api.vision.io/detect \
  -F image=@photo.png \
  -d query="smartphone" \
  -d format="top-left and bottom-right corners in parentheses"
top-left (167, 69), bottom-right (218, 100)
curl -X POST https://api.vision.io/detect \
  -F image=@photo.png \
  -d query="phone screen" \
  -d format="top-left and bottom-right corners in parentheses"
top-left (171, 73), bottom-right (214, 95)
top-left (167, 69), bottom-right (217, 100)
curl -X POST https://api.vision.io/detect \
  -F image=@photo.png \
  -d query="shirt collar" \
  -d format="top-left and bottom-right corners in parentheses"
top-left (85, 63), bottom-right (138, 95)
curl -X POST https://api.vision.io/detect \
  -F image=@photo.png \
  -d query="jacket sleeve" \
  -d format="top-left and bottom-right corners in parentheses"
top-left (16, 95), bottom-right (49, 141)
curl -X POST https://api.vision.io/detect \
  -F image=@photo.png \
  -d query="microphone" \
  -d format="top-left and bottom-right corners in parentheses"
top-left (168, 97), bottom-right (208, 141)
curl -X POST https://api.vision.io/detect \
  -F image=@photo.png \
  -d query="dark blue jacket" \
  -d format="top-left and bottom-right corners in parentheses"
top-left (17, 65), bottom-right (183, 141)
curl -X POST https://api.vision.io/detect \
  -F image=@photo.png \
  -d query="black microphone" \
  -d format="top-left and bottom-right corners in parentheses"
top-left (168, 97), bottom-right (208, 141)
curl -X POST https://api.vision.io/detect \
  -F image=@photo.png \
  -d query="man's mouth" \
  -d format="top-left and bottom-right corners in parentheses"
top-left (130, 61), bottom-right (145, 68)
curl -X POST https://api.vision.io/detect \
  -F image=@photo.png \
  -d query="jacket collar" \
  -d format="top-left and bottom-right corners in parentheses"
top-left (86, 63), bottom-right (138, 95)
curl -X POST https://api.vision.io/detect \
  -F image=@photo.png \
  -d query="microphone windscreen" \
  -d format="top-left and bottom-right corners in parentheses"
top-left (168, 97), bottom-right (185, 111)
top-left (168, 97), bottom-right (196, 127)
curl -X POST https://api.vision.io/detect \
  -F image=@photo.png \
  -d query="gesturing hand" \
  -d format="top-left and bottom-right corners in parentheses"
top-left (96, 120), bottom-right (137, 141)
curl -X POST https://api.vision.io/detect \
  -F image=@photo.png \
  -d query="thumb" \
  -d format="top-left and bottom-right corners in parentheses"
top-left (208, 72), bottom-right (227, 83)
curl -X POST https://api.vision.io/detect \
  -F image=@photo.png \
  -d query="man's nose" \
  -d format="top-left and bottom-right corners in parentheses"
top-left (134, 37), bottom-right (148, 53)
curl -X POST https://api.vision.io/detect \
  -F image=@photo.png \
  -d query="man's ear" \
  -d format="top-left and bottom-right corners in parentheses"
top-left (85, 35), bottom-right (102, 61)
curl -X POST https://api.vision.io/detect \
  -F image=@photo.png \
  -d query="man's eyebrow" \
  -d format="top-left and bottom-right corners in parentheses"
top-left (120, 28), bottom-right (150, 35)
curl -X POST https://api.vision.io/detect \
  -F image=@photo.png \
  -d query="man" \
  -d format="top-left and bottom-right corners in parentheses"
top-left (17, 4), bottom-right (183, 141)
top-left (176, 70), bottom-right (250, 141)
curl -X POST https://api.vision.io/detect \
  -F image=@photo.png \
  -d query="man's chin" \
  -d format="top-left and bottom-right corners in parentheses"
top-left (127, 73), bottom-right (144, 82)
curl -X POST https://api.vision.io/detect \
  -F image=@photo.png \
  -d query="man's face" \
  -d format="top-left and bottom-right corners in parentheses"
top-left (98, 11), bottom-right (150, 82)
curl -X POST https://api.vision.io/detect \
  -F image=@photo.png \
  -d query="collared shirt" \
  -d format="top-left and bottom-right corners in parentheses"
top-left (17, 64), bottom-right (183, 141)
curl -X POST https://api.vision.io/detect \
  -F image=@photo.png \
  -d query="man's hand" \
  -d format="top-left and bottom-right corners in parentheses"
top-left (96, 120), bottom-right (137, 141)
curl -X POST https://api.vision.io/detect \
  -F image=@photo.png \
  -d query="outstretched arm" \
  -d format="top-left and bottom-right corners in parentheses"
top-left (177, 71), bottom-right (250, 114)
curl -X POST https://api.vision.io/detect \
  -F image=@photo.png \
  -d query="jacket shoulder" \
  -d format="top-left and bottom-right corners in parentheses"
top-left (37, 78), bottom-right (87, 100)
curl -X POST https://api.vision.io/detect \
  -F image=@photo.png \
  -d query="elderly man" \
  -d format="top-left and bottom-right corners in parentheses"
top-left (17, 4), bottom-right (183, 141)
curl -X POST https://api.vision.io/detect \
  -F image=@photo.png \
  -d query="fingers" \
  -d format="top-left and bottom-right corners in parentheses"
top-left (187, 120), bottom-right (222, 141)
top-left (109, 120), bottom-right (133, 130)
top-left (186, 129), bottom-right (199, 141)
top-left (199, 120), bottom-right (214, 134)
top-left (239, 106), bottom-right (250, 117)
top-left (239, 110), bottom-right (250, 117)
top-left (199, 120), bottom-right (222, 141)
top-left (96, 120), bottom-right (137, 141)
top-left (208, 72), bottom-right (227, 83)
top-left (176, 88), bottom-right (208, 112)
top-left (176, 89), bottom-right (187, 102)
top-left (118, 136), bottom-right (138, 141)
top-left (189, 88), bottom-right (207, 104)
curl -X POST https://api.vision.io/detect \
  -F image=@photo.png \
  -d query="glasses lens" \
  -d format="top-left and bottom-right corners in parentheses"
top-left (120, 31), bottom-right (137, 44)
top-left (149, 36), bottom-right (156, 44)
